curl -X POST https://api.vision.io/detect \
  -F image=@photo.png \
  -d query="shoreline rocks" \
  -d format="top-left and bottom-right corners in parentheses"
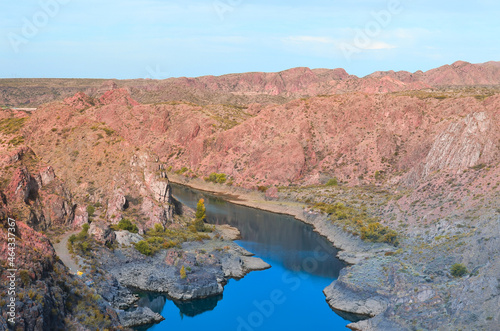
top-left (118, 307), bottom-right (165, 327)
top-left (102, 235), bottom-right (270, 303)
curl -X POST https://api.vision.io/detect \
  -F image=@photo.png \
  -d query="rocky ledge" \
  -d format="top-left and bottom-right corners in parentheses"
top-left (101, 230), bottom-right (269, 301)
top-left (118, 307), bottom-right (165, 327)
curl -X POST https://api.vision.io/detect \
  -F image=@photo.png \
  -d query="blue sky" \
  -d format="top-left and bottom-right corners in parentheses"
top-left (1, 0), bottom-right (499, 79)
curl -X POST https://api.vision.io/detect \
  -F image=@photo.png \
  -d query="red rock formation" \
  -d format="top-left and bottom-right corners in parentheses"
top-left (64, 91), bottom-right (99, 110)
top-left (100, 88), bottom-right (140, 107)
top-left (43, 88), bottom-right (500, 189)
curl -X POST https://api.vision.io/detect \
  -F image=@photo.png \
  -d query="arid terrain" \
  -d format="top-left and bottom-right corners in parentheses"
top-left (1, 61), bottom-right (499, 330)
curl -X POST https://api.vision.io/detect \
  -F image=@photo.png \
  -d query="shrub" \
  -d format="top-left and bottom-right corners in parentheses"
top-left (117, 219), bottom-right (139, 233)
top-left (19, 270), bottom-right (31, 286)
top-left (257, 186), bottom-right (268, 192)
top-left (86, 205), bottom-right (95, 217)
top-left (76, 224), bottom-right (90, 241)
top-left (192, 219), bottom-right (207, 232)
top-left (192, 199), bottom-right (212, 233)
top-left (77, 241), bottom-right (90, 253)
top-left (216, 173), bottom-right (226, 183)
top-left (175, 167), bottom-right (189, 174)
top-left (374, 171), bottom-right (383, 181)
top-left (205, 173), bottom-right (227, 184)
top-left (153, 223), bottom-right (164, 233)
top-left (314, 202), bottom-right (346, 215)
top-left (69, 234), bottom-right (77, 245)
top-left (451, 263), bottom-right (468, 277)
top-left (360, 222), bottom-right (399, 246)
top-left (102, 127), bottom-right (114, 136)
top-left (326, 178), bottom-right (338, 186)
top-left (180, 265), bottom-right (187, 279)
top-left (135, 240), bottom-right (153, 256)
top-left (195, 199), bottom-right (206, 221)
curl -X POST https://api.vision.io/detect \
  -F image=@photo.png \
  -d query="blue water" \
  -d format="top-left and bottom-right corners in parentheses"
top-left (138, 184), bottom-right (355, 330)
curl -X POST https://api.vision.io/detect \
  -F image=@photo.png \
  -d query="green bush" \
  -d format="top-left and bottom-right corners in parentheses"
top-left (180, 265), bottom-right (187, 279)
top-left (69, 234), bottom-right (77, 245)
top-left (451, 263), bottom-right (468, 277)
top-left (117, 219), bottom-right (139, 233)
top-left (360, 222), bottom-right (399, 246)
top-left (77, 241), bottom-right (90, 253)
top-left (195, 199), bottom-right (206, 221)
top-left (313, 202), bottom-right (346, 215)
top-left (192, 219), bottom-right (207, 232)
top-left (154, 223), bottom-right (164, 233)
top-left (175, 167), bottom-right (189, 174)
top-left (326, 178), bottom-right (338, 186)
top-left (135, 240), bottom-right (153, 256)
top-left (205, 172), bottom-right (227, 184)
top-left (86, 205), bottom-right (95, 217)
top-left (76, 224), bottom-right (90, 241)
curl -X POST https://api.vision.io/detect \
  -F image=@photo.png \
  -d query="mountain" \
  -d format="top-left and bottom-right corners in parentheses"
top-left (1, 61), bottom-right (499, 107)
top-left (368, 60), bottom-right (500, 86)
top-left (1, 61), bottom-right (500, 330)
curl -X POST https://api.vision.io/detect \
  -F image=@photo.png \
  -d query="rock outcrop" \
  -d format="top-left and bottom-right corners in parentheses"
top-left (118, 307), bottom-right (165, 327)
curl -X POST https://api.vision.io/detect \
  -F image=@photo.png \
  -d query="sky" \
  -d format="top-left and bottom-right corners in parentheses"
top-left (0, 0), bottom-right (499, 79)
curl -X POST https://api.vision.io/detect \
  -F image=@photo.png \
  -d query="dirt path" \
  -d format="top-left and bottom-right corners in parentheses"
top-left (53, 230), bottom-right (81, 274)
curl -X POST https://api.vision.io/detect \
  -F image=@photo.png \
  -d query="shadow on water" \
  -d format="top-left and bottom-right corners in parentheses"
top-left (135, 292), bottom-right (223, 321)
top-left (134, 183), bottom-right (361, 330)
top-left (171, 183), bottom-right (346, 279)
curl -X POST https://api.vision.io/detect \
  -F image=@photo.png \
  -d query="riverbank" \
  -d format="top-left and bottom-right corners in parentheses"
top-left (169, 175), bottom-right (500, 331)
top-left (168, 174), bottom-right (396, 329)
top-left (169, 174), bottom-right (393, 264)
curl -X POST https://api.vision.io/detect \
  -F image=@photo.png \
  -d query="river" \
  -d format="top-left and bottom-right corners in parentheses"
top-left (137, 183), bottom-right (359, 330)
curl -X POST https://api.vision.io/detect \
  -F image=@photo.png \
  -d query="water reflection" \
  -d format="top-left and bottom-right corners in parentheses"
top-left (171, 183), bottom-right (345, 279)
top-left (135, 184), bottom-right (351, 330)
top-left (136, 292), bottom-right (223, 319)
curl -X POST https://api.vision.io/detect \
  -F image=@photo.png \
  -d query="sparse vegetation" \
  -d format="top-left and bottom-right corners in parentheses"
top-left (205, 172), bottom-right (227, 184)
top-left (451, 263), bottom-right (468, 277)
top-left (86, 205), bottom-right (95, 217)
top-left (0, 117), bottom-right (27, 134)
top-left (180, 265), bottom-right (187, 279)
top-left (257, 185), bottom-right (268, 192)
top-left (312, 201), bottom-right (398, 246)
top-left (8, 136), bottom-right (25, 146)
top-left (68, 224), bottom-right (92, 255)
top-left (326, 178), bottom-right (338, 186)
top-left (134, 220), bottom-right (210, 256)
top-left (115, 218), bottom-right (139, 233)
top-left (175, 167), bottom-right (189, 174)
top-left (360, 222), bottom-right (399, 246)
top-left (191, 199), bottom-right (212, 233)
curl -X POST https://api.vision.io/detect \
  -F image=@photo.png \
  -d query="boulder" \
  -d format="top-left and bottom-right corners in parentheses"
top-left (118, 307), bottom-right (164, 327)
top-left (115, 231), bottom-right (144, 246)
top-left (216, 224), bottom-right (241, 240)
top-left (89, 221), bottom-right (116, 245)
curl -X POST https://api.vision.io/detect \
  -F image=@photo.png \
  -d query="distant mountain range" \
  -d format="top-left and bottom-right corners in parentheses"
top-left (1, 61), bottom-right (499, 107)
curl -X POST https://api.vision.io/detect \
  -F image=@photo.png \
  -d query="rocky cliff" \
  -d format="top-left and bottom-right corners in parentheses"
top-left (1, 61), bottom-right (499, 330)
